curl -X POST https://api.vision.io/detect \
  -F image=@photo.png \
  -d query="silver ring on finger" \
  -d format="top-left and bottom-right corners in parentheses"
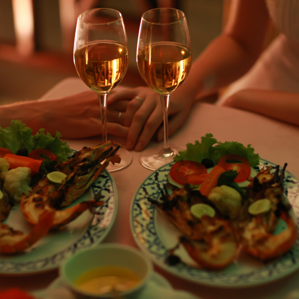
top-left (118, 112), bottom-right (122, 123)
top-left (134, 96), bottom-right (143, 104)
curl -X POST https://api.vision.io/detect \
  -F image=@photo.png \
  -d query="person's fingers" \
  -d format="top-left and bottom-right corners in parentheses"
top-left (108, 99), bottom-right (129, 111)
top-left (123, 96), bottom-right (144, 127)
top-left (131, 106), bottom-right (163, 152)
top-left (106, 110), bottom-right (122, 124)
top-left (108, 88), bottom-right (139, 104)
top-left (124, 103), bottom-right (158, 150)
top-left (106, 109), bottom-right (133, 126)
top-left (107, 122), bottom-right (129, 138)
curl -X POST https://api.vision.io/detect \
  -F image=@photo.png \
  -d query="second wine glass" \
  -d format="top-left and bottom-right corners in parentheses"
top-left (136, 8), bottom-right (192, 170)
top-left (73, 8), bottom-right (132, 172)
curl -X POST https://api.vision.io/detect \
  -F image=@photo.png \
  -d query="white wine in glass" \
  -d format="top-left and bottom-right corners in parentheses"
top-left (74, 8), bottom-right (132, 172)
top-left (136, 8), bottom-right (192, 170)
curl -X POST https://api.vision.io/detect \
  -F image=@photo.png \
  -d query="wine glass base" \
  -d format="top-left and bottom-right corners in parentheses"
top-left (140, 143), bottom-right (185, 171)
top-left (107, 147), bottom-right (133, 172)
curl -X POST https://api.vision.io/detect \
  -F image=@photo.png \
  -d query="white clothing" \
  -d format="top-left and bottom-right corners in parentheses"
top-left (217, 0), bottom-right (299, 105)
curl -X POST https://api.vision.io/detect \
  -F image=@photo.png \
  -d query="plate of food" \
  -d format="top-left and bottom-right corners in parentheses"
top-left (0, 120), bottom-right (119, 275)
top-left (130, 133), bottom-right (299, 287)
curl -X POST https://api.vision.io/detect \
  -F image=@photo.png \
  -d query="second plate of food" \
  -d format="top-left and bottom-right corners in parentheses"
top-left (130, 159), bottom-right (299, 288)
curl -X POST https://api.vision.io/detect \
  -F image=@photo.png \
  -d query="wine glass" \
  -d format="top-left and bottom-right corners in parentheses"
top-left (73, 8), bottom-right (132, 172)
top-left (136, 8), bottom-right (192, 170)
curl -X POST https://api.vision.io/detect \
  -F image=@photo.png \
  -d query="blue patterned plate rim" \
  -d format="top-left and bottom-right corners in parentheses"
top-left (130, 158), bottom-right (299, 288)
top-left (0, 150), bottom-right (118, 275)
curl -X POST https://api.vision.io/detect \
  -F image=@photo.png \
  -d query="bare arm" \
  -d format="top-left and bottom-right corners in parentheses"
top-left (223, 89), bottom-right (299, 126)
top-left (0, 91), bottom-right (129, 139)
top-left (173, 0), bottom-right (271, 102)
top-left (108, 0), bottom-right (272, 151)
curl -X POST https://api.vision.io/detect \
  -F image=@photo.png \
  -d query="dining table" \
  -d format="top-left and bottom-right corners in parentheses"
top-left (1, 77), bottom-right (299, 299)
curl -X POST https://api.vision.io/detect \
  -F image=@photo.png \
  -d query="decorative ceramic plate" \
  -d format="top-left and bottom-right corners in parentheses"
top-left (130, 159), bottom-right (299, 287)
top-left (0, 169), bottom-right (118, 275)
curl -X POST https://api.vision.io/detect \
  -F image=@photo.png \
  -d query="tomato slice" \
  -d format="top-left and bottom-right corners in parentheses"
top-left (28, 149), bottom-right (57, 161)
top-left (0, 148), bottom-right (13, 158)
top-left (169, 161), bottom-right (207, 185)
top-left (217, 154), bottom-right (251, 183)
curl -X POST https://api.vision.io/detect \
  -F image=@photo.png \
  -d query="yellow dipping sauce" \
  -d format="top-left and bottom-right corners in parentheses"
top-left (74, 266), bottom-right (141, 295)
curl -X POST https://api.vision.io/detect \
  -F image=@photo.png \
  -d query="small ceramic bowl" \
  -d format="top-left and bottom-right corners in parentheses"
top-left (60, 244), bottom-right (153, 299)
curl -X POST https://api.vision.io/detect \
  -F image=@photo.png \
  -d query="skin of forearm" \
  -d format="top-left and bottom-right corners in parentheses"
top-left (0, 100), bottom-right (46, 131)
top-left (174, 0), bottom-right (270, 104)
top-left (225, 90), bottom-right (299, 127)
top-left (174, 34), bottom-right (262, 103)
top-left (0, 97), bottom-right (98, 138)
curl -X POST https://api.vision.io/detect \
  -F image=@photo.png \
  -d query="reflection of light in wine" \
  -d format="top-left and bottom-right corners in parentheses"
top-left (149, 45), bottom-right (152, 65)
top-left (181, 50), bottom-right (185, 55)
top-left (112, 59), bottom-right (117, 86)
top-left (85, 48), bottom-right (88, 65)
top-left (179, 60), bottom-right (184, 83)
top-left (75, 42), bottom-right (128, 93)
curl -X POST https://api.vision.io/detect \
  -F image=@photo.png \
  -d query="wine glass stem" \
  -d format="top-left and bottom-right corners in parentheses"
top-left (98, 93), bottom-right (108, 144)
top-left (160, 94), bottom-right (172, 154)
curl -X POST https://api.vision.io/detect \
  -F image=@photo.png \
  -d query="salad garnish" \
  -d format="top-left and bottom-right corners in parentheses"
top-left (0, 120), bottom-right (72, 162)
top-left (174, 133), bottom-right (260, 168)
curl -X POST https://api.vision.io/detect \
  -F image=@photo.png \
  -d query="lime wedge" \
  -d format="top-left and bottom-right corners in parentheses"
top-left (0, 190), bottom-right (3, 200)
top-left (191, 203), bottom-right (215, 219)
top-left (248, 199), bottom-right (271, 215)
top-left (47, 171), bottom-right (67, 184)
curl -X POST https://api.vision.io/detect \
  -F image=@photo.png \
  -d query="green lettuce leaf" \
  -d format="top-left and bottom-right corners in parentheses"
top-left (0, 120), bottom-right (72, 162)
top-left (174, 133), bottom-right (260, 167)
top-left (174, 133), bottom-right (218, 163)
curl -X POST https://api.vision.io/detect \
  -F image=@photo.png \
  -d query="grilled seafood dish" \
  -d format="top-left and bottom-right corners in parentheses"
top-left (149, 163), bottom-right (298, 270)
top-left (0, 140), bottom-right (120, 254)
top-left (149, 184), bottom-right (238, 269)
top-left (0, 210), bottom-right (54, 254)
top-left (179, 217), bottom-right (238, 270)
top-left (54, 141), bottom-right (120, 207)
top-left (21, 141), bottom-right (120, 229)
top-left (0, 182), bottom-right (12, 222)
top-left (237, 163), bottom-right (298, 260)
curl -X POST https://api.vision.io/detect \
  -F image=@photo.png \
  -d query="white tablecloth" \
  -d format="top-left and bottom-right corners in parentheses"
top-left (1, 77), bottom-right (299, 299)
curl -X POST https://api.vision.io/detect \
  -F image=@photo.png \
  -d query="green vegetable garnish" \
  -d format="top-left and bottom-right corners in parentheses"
top-left (0, 120), bottom-right (72, 163)
top-left (174, 133), bottom-right (260, 168)
top-left (217, 170), bottom-right (247, 201)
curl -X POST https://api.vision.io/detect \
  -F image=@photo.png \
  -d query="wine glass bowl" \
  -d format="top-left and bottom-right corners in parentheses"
top-left (73, 8), bottom-right (132, 172)
top-left (136, 8), bottom-right (192, 170)
top-left (74, 9), bottom-right (128, 94)
top-left (137, 43), bottom-right (192, 94)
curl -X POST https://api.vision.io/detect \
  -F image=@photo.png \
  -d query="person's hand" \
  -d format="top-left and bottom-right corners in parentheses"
top-left (108, 86), bottom-right (193, 151)
top-left (41, 90), bottom-right (131, 139)
top-left (0, 90), bottom-right (131, 140)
